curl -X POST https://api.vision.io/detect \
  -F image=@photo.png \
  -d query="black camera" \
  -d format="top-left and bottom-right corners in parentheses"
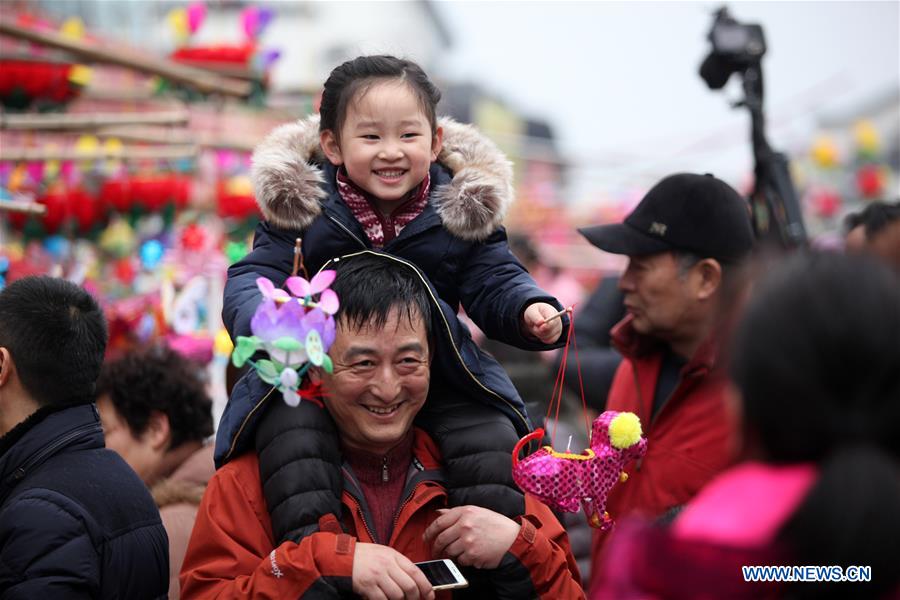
top-left (700, 8), bottom-right (767, 90)
top-left (699, 6), bottom-right (807, 250)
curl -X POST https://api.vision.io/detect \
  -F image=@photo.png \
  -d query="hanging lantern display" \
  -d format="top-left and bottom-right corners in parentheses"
top-left (856, 164), bottom-right (885, 199)
top-left (70, 186), bottom-right (106, 232)
top-left (180, 222), bottom-right (208, 252)
top-left (806, 187), bottom-right (842, 220)
top-left (36, 187), bottom-right (71, 234)
top-left (810, 136), bottom-right (840, 169)
top-left (216, 175), bottom-right (259, 220)
top-left (0, 60), bottom-right (91, 109)
top-left (99, 174), bottom-right (192, 214)
top-left (853, 120), bottom-right (880, 159)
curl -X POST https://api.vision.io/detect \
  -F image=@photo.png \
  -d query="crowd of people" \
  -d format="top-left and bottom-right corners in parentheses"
top-left (1, 54), bottom-right (898, 599)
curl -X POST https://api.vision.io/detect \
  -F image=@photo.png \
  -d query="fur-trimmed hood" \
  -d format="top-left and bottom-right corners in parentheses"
top-left (250, 114), bottom-right (514, 242)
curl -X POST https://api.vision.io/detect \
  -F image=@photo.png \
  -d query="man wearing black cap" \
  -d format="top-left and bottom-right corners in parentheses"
top-left (579, 173), bottom-right (754, 593)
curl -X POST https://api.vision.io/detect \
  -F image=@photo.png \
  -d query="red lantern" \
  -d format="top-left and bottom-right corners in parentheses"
top-left (70, 187), bottom-right (104, 232)
top-left (808, 188), bottom-right (842, 219)
top-left (181, 223), bottom-right (207, 251)
top-left (0, 60), bottom-right (81, 107)
top-left (173, 175), bottom-right (191, 209)
top-left (114, 258), bottom-right (136, 285)
top-left (131, 177), bottom-right (164, 212)
top-left (216, 180), bottom-right (259, 219)
top-left (171, 43), bottom-right (256, 67)
top-left (37, 189), bottom-right (71, 233)
top-left (856, 165), bottom-right (884, 199)
top-left (100, 178), bottom-right (132, 212)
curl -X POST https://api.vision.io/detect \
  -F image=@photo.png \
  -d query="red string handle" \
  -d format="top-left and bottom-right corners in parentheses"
top-left (512, 427), bottom-right (546, 467)
top-left (545, 305), bottom-right (592, 447)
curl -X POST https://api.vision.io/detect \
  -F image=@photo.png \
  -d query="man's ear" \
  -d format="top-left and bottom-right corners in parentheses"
top-left (320, 130), bottom-right (343, 166)
top-left (430, 126), bottom-right (444, 162)
top-left (0, 348), bottom-right (13, 388)
top-left (695, 258), bottom-right (723, 300)
top-left (145, 411), bottom-right (172, 452)
top-left (308, 366), bottom-right (323, 385)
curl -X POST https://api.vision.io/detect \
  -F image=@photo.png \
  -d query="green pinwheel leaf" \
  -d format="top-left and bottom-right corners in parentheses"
top-left (272, 336), bottom-right (303, 352)
top-left (321, 354), bottom-right (333, 374)
top-left (232, 336), bottom-right (261, 367)
top-left (256, 359), bottom-right (280, 385)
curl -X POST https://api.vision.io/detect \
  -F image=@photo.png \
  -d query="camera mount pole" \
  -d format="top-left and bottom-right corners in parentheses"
top-left (741, 64), bottom-right (808, 248)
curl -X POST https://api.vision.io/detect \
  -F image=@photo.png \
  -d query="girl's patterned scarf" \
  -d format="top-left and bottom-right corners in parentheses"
top-left (336, 169), bottom-right (431, 248)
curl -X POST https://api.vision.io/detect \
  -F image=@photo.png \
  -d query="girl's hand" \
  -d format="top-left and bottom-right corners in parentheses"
top-left (522, 302), bottom-right (564, 344)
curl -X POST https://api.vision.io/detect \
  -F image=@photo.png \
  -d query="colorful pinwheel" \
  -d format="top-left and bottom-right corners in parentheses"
top-left (231, 272), bottom-right (339, 406)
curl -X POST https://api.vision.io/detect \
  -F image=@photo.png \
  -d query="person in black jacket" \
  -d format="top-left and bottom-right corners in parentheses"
top-left (0, 276), bottom-right (168, 598)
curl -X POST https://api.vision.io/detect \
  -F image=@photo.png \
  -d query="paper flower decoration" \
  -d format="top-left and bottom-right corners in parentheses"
top-left (231, 272), bottom-right (339, 406)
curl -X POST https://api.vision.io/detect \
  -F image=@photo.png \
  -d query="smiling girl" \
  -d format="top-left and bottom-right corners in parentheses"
top-left (220, 55), bottom-right (568, 546)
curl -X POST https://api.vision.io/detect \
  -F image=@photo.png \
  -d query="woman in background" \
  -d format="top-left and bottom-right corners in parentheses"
top-left (593, 252), bottom-right (900, 599)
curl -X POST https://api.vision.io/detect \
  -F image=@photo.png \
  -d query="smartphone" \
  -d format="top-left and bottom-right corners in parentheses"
top-left (414, 559), bottom-right (468, 590)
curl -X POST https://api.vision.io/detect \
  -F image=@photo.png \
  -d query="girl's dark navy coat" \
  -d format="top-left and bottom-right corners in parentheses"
top-left (218, 116), bottom-right (567, 467)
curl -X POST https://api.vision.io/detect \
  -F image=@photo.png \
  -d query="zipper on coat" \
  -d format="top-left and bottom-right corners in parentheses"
top-left (327, 215), bottom-right (368, 249)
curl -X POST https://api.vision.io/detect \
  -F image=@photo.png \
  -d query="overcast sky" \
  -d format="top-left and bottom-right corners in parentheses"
top-left (435, 1), bottom-right (900, 202)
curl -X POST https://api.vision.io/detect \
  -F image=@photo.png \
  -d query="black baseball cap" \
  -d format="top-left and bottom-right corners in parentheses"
top-left (578, 173), bottom-right (754, 262)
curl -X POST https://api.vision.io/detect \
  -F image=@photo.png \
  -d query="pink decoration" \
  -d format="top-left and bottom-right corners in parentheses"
top-left (241, 7), bottom-right (259, 39)
top-left (186, 2), bottom-right (206, 34)
top-left (257, 276), bottom-right (290, 302)
top-left (59, 161), bottom-right (75, 184)
top-left (215, 149), bottom-right (237, 173)
top-left (673, 462), bottom-right (817, 547)
top-left (512, 411), bottom-right (647, 530)
top-left (241, 6), bottom-right (274, 39)
top-left (26, 161), bottom-right (44, 185)
top-left (166, 333), bottom-right (214, 363)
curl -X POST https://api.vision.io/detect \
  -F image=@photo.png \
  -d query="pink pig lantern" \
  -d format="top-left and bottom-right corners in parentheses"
top-left (513, 410), bottom-right (647, 530)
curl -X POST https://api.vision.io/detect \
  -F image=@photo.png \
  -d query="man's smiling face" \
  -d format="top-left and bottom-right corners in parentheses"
top-left (317, 307), bottom-right (430, 455)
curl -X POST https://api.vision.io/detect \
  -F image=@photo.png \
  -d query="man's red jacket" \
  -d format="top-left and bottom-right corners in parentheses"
top-left (589, 315), bottom-right (736, 593)
top-left (181, 428), bottom-right (584, 598)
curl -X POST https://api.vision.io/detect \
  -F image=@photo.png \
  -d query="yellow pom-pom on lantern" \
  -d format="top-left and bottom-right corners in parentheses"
top-left (609, 412), bottom-right (643, 449)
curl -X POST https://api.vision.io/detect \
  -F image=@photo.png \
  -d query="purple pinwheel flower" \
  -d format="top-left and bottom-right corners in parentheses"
top-left (285, 270), bottom-right (335, 298)
top-left (285, 271), bottom-right (339, 315)
top-left (250, 298), bottom-right (310, 367)
top-left (303, 307), bottom-right (336, 350)
top-left (257, 277), bottom-right (290, 302)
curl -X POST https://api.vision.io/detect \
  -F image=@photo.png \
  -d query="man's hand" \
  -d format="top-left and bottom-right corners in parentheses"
top-left (522, 302), bottom-right (564, 344)
top-left (352, 543), bottom-right (434, 600)
top-left (423, 506), bottom-right (521, 569)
